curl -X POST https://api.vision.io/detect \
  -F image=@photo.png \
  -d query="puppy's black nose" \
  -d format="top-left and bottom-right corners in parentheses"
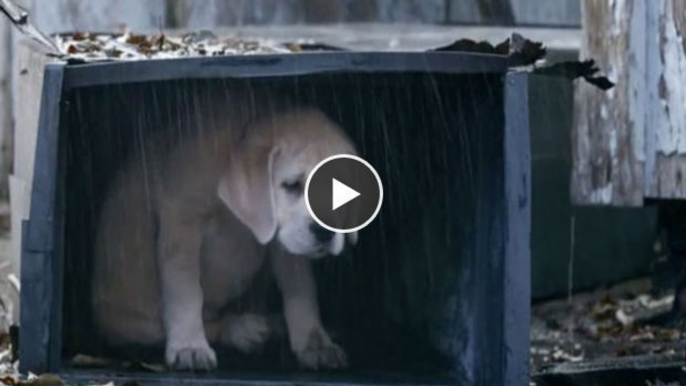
top-left (310, 222), bottom-right (334, 243)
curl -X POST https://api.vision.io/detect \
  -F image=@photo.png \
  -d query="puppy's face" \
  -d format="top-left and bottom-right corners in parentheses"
top-left (218, 108), bottom-right (358, 258)
top-left (271, 145), bottom-right (354, 257)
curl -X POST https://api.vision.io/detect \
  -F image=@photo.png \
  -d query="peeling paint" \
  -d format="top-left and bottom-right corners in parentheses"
top-left (629, 0), bottom-right (646, 163)
top-left (655, 0), bottom-right (686, 155)
top-left (590, 184), bottom-right (613, 203)
top-left (573, 0), bottom-right (645, 206)
top-left (609, 124), bottom-right (618, 158)
top-left (611, 0), bottom-right (625, 38)
top-left (576, 0), bottom-right (686, 203)
top-left (606, 66), bottom-right (618, 100)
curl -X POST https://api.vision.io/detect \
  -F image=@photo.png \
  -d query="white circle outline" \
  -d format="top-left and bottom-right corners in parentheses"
top-left (305, 154), bottom-right (383, 234)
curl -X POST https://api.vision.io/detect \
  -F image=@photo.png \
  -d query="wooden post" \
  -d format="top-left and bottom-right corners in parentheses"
top-left (10, 41), bottom-right (55, 327)
top-left (571, 0), bottom-right (645, 206)
top-left (644, 0), bottom-right (686, 200)
top-left (0, 21), bottom-right (11, 201)
top-left (573, 0), bottom-right (686, 206)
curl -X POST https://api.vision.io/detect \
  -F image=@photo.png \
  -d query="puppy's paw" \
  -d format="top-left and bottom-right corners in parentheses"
top-left (293, 327), bottom-right (348, 370)
top-left (166, 339), bottom-right (217, 371)
top-left (221, 314), bottom-right (271, 353)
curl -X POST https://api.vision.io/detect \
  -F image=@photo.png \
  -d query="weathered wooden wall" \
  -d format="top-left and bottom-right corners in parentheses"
top-left (448, 0), bottom-right (580, 26)
top-left (644, 0), bottom-right (686, 200)
top-left (6, 0), bottom-right (582, 32)
top-left (167, 0), bottom-right (580, 28)
top-left (572, 0), bottom-right (686, 206)
top-left (572, 0), bottom-right (644, 206)
top-left (167, 0), bottom-right (446, 26)
top-left (30, 0), bottom-right (167, 32)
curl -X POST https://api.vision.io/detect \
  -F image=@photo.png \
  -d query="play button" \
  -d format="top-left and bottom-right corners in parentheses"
top-left (306, 154), bottom-right (383, 233)
top-left (332, 179), bottom-right (360, 210)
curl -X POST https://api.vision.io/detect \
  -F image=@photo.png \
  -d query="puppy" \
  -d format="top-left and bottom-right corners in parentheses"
top-left (92, 106), bottom-right (357, 371)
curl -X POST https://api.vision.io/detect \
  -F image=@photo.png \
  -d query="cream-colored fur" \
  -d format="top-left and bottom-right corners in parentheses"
top-left (92, 107), bottom-right (356, 371)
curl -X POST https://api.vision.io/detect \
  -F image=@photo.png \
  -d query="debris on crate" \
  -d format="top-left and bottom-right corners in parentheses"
top-left (431, 32), bottom-right (615, 90)
top-left (431, 32), bottom-right (546, 67)
top-left (55, 30), bottom-right (292, 61)
top-left (54, 30), bottom-right (346, 63)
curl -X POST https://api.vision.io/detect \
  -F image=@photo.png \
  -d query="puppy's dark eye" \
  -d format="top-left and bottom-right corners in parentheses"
top-left (282, 180), bottom-right (303, 195)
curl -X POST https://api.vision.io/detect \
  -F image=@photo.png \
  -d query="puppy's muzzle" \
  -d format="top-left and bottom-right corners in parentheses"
top-left (309, 222), bottom-right (335, 243)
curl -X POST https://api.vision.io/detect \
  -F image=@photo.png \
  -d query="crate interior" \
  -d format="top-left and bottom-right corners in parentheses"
top-left (61, 71), bottom-right (505, 383)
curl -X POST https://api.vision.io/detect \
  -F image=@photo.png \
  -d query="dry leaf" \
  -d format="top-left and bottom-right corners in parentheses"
top-left (70, 353), bottom-right (111, 368)
top-left (18, 374), bottom-right (63, 386)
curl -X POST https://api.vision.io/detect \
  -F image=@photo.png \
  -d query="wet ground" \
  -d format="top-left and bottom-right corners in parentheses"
top-left (531, 278), bottom-right (686, 385)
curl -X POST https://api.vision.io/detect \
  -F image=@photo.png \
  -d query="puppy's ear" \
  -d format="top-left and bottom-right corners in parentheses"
top-left (218, 147), bottom-right (280, 244)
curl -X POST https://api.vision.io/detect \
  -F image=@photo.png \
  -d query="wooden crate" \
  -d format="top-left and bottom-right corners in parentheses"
top-left (20, 52), bottom-right (531, 386)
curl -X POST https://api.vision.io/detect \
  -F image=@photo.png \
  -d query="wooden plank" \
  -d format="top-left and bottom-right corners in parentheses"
top-left (0, 20), bottom-right (15, 330)
top-left (645, 0), bottom-right (686, 200)
top-left (503, 71), bottom-right (531, 386)
top-left (572, 0), bottom-right (686, 204)
top-left (19, 64), bottom-right (64, 374)
top-left (448, 0), bottom-right (580, 26)
top-left (571, 0), bottom-right (645, 206)
top-left (510, 0), bottom-right (580, 27)
top-left (0, 22), bottom-right (11, 201)
top-left (11, 41), bottom-right (53, 309)
top-left (29, 0), bottom-right (166, 33)
top-left (374, 0), bottom-right (446, 23)
top-left (449, 0), bottom-right (516, 25)
top-left (447, 0), bottom-right (484, 24)
top-left (170, 0), bottom-right (445, 28)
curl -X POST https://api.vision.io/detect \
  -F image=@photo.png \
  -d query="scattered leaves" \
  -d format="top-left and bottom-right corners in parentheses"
top-left (0, 374), bottom-right (64, 386)
top-left (55, 31), bottom-right (323, 63)
top-left (125, 35), bottom-right (148, 46)
top-left (70, 354), bottom-right (112, 368)
top-left (70, 32), bottom-right (88, 41)
top-left (531, 280), bottom-right (686, 374)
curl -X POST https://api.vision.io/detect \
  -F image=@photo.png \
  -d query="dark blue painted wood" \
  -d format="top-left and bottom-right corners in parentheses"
top-left (61, 52), bottom-right (508, 90)
top-left (62, 371), bottom-right (460, 386)
top-left (467, 76), bottom-right (506, 386)
top-left (20, 65), bottom-right (65, 374)
top-left (503, 71), bottom-right (531, 386)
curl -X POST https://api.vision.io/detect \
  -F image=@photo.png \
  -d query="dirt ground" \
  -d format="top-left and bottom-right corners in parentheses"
top-left (531, 277), bottom-right (686, 384)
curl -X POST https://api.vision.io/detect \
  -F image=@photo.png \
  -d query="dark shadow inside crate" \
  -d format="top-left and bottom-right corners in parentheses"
top-left (62, 72), bottom-right (504, 383)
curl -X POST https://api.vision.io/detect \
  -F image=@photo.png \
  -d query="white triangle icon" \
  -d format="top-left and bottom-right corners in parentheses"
top-left (332, 178), bottom-right (360, 211)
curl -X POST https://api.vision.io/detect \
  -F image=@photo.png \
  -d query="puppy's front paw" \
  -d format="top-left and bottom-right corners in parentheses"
top-left (221, 313), bottom-right (271, 353)
top-left (293, 327), bottom-right (348, 370)
top-left (166, 339), bottom-right (217, 371)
